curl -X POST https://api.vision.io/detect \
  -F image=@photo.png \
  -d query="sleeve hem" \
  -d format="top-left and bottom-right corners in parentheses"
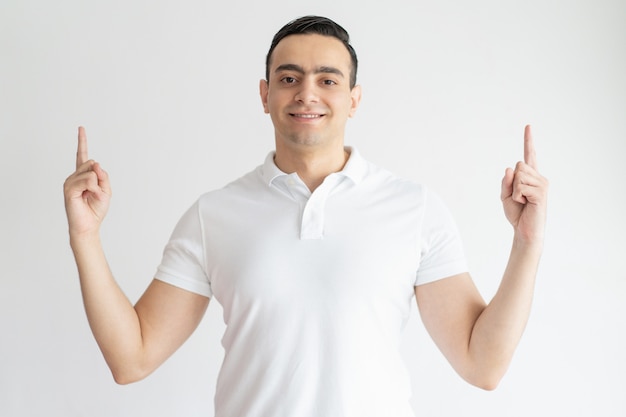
top-left (154, 268), bottom-right (213, 298)
top-left (414, 261), bottom-right (468, 286)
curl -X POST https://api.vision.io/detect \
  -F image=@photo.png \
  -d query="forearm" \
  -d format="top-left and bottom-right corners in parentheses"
top-left (468, 235), bottom-right (542, 386)
top-left (71, 233), bottom-right (145, 383)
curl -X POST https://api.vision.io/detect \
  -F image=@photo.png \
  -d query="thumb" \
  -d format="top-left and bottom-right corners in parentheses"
top-left (92, 162), bottom-right (112, 196)
top-left (500, 167), bottom-right (514, 201)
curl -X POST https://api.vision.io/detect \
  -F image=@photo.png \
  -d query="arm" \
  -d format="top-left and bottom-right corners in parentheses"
top-left (64, 127), bottom-right (209, 384)
top-left (415, 125), bottom-right (548, 390)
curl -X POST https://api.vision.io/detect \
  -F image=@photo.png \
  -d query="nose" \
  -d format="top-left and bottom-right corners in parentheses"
top-left (294, 79), bottom-right (319, 104)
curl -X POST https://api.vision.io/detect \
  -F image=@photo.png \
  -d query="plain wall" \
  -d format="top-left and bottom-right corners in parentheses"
top-left (1, 0), bottom-right (625, 415)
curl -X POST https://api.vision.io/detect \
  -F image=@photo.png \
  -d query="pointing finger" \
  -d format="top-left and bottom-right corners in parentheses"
top-left (76, 126), bottom-right (88, 170)
top-left (524, 124), bottom-right (538, 170)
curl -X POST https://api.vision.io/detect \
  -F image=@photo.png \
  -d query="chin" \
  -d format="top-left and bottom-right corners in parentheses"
top-left (285, 133), bottom-right (325, 147)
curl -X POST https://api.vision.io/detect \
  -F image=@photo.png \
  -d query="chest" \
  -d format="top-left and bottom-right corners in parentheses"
top-left (203, 190), bottom-right (422, 315)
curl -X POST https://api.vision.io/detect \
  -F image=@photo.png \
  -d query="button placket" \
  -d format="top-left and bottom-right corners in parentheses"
top-left (300, 174), bottom-right (341, 240)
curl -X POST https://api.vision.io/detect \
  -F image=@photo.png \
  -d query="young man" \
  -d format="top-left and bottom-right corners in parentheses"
top-left (64, 16), bottom-right (548, 417)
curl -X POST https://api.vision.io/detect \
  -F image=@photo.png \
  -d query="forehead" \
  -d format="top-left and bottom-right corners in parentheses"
top-left (270, 34), bottom-right (352, 72)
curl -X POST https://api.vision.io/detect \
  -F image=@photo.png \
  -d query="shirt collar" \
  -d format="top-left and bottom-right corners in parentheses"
top-left (260, 151), bottom-right (286, 186)
top-left (260, 146), bottom-right (368, 187)
top-left (340, 147), bottom-right (367, 184)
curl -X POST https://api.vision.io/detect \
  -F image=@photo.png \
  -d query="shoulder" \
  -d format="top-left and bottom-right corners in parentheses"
top-left (355, 155), bottom-right (456, 223)
top-left (196, 164), bottom-right (266, 206)
top-left (360, 157), bottom-right (428, 201)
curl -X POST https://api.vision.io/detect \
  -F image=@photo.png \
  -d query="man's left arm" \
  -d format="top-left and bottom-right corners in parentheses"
top-left (415, 125), bottom-right (548, 390)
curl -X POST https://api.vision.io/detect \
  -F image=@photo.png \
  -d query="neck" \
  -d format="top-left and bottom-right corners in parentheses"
top-left (274, 142), bottom-right (349, 192)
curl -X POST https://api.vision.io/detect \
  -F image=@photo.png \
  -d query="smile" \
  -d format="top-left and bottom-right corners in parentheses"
top-left (290, 113), bottom-right (323, 119)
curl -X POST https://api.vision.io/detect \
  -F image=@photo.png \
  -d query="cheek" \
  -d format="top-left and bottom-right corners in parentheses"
top-left (336, 95), bottom-right (356, 117)
top-left (267, 90), bottom-right (292, 110)
top-left (263, 95), bottom-right (279, 115)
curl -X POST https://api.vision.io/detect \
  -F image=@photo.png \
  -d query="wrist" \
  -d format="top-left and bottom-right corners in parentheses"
top-left (69, 229), bottom-right (102, 250)
top-left (512, 232), bottom-right (544, 255)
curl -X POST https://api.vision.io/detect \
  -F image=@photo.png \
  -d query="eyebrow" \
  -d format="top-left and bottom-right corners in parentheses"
top-left (274, 64), bottom-right (345, 78)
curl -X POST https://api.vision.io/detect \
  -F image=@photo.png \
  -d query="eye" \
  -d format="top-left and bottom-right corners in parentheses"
top-left (322, 79), bottom-right (337, 86)
top-left (281, 76), bottom-right (297, 84)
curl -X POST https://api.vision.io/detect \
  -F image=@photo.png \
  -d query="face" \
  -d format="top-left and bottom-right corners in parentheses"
top-left (260, 34), bottom-right (361, 150)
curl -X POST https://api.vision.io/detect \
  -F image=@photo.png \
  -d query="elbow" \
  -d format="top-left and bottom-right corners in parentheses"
top-left (460, 352), bottom-right (514, 391)
top-left (110, 365), bottom-right (150, 385)
top-left (112, 373), bottom-right (139, 386)
top-left (463, 366), bottom-right (506, 391)
top-left (473, 376), bottom-right (501, 391)
top-left (104, 350), bottom-right (156, 385)
top-left (112, 371), bottom-right (141, 385)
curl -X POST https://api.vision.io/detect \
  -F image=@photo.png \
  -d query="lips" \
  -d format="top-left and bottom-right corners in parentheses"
top-left (290, 113), bottom-right (323, 118)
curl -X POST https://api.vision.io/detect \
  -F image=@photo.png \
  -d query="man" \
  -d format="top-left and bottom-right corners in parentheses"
top-left (64, 16), bottom-right (548, 417)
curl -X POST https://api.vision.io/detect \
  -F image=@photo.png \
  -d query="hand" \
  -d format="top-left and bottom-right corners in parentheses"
top-left (63, 127), bottom-right (112, 239)
top-left (501, 125), bottom-right (549, 246)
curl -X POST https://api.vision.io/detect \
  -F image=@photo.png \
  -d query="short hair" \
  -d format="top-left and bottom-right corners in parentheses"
top-left (265, 16), bottom-right (358, 89)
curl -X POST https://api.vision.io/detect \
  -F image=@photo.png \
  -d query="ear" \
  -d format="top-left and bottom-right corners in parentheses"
top-left (259, 79), bottom-right (270, 114)
top-left (348, 84), bottom-right (362, 118)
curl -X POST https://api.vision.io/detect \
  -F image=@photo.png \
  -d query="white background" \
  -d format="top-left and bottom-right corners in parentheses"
top-left (1, 0), bottom-right (625, 416)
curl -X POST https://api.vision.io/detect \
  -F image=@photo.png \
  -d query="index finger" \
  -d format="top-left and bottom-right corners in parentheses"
top-left (524, 124), bottom-right (538, 170)
top-left (76, 126), bottom-right (88, 169)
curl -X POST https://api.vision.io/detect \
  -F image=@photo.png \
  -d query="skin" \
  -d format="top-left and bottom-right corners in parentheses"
top-left (416, 125), bottom-right (547, 389)
top-left (260, 34), bottom-right (361, 191)
top-left (64, 129), bottom-right (209, 383)
top-left (64, 33), bottom-right (548, 389)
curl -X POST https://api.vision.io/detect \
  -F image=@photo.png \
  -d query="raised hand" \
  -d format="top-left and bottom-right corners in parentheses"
top-left (500, 125), bottom-right (549, 245)
top-left (63, 127), bottom-right (112, 238)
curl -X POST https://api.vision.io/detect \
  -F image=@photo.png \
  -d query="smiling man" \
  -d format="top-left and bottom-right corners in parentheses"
top-left (260, 30), bottom-right (362, 191)
top-left (64, 16), bottom-right (548, 417)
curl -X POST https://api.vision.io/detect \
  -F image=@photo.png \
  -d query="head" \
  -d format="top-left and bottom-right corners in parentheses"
top-left (265, 16), bottom-right (358, 89)
top-left (260, 17), bottom-right (362, 151)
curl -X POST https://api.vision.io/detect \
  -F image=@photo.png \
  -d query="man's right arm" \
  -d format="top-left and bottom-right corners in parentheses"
top-left (64, 127), bottom-right (209, 384)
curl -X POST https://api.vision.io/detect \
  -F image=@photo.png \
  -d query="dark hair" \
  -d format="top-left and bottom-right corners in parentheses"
top-left (265, 16), bottom-right (358, 88)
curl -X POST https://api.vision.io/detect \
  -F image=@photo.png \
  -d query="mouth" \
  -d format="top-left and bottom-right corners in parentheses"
top-left (289, 113), bottom-right (324, 119)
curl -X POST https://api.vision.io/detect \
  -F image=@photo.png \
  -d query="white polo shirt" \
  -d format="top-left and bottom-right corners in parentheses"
top-left (155, 148), bottom-right (467, 417)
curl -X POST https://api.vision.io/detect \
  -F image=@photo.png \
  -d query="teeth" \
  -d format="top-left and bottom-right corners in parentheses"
top-left (293, 114), bottom-right (321, 118)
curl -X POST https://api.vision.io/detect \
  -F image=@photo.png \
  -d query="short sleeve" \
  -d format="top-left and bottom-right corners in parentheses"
top-left (155, 201), bottom-right (212, 297)
top-left (415, 189), bottom-right (468, 286)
